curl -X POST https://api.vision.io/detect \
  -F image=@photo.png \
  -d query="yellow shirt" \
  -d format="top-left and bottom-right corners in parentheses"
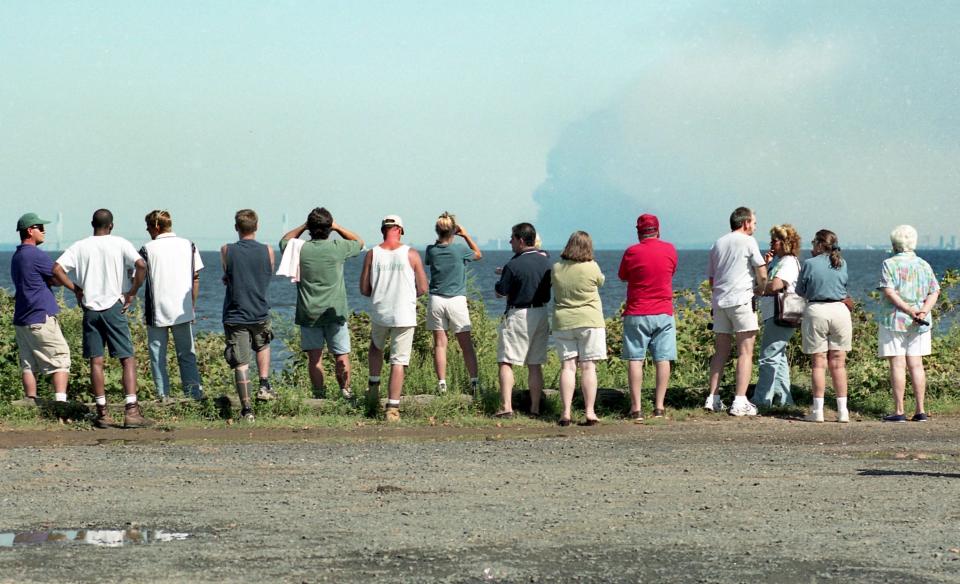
top-left (551, 259), bottom-right (605, 330)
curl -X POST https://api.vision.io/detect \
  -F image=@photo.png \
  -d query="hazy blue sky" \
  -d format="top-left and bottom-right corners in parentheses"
top-left (3, 1), bottom-right (959, 249)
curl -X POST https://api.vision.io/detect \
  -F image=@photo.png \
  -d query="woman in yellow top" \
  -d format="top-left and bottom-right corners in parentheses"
top-left (551, 231), bottom-right (606, 426)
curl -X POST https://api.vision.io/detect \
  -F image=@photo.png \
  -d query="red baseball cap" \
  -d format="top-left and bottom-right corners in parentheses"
top-left (637, 214), bottom-right (659, 234)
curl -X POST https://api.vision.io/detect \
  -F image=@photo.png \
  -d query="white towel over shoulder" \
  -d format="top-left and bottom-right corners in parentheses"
top-left (276, 238), bottom-right (304, 282)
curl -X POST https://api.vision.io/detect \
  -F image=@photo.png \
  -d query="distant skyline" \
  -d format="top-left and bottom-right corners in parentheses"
top-left (3, 2), bottom-right (959, 250)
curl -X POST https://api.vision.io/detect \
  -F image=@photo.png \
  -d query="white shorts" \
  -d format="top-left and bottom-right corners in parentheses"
top-left (553, 327), bottom-right (607, 362)
top-left (497, 307), bottom-right (550, 366)
top-left (878, 327), bottom-right (931, 357)
top-left (371, 324), bottom-right (415, 366)
top-left (713, 302), bottom-right (759, 334)
top-left (426, 295), bottom-right (472, 333)
top-left (801, 302), bottom-right (853, 354)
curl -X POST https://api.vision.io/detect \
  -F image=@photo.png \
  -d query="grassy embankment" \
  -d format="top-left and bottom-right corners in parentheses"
top-left (3, 271), bottom-right (960, 428)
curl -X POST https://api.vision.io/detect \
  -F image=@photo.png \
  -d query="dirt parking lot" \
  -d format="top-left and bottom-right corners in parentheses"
top-left (1, 415), bottom-right (959, 583)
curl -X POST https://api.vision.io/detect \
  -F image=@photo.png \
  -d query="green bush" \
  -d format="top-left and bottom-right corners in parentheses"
top-left (3, 269), bottom-right (960, 417)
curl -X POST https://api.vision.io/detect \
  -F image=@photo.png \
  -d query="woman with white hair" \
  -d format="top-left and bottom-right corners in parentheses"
top-left (877, 225), bottom-right (940, 422)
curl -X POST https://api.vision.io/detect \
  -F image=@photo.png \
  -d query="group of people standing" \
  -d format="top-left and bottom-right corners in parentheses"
top-left (9, 204), bottom-right (941, 427)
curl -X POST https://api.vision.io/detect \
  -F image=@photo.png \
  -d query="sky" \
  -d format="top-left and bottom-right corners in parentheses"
top-left (2, 1), bottom-right (959, 250)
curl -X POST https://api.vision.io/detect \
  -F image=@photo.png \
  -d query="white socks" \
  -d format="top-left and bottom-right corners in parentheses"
top-left (812, 397), bottom-right (825, 413)
top-left (54, 393), bottom-right (67, 402)
top-left (733, 395), bottom-right (749, 406)
top-left (836, 397), bottom-right (848, 414)
top-left (386, 399), bottom-right (400, 407)
top-left (124, 395), bottom-right (137, 405)
top-left (95, 395), bottom-right (106, 406)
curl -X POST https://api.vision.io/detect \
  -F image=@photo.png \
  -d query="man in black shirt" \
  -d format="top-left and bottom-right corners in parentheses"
top-left (493, 222), bottom-right (551, 417)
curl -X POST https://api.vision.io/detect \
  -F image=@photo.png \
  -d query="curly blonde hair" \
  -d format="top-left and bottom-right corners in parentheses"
top-left (769, 224), bottom-right (801, 256)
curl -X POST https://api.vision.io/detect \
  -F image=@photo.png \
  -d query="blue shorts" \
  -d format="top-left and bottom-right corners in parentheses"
top-left (82, 302), bottom-right (135, 360)
top-left (621, 314), bottom-right (677, 362)
top-left (300, 322), bottom-right (351, 355)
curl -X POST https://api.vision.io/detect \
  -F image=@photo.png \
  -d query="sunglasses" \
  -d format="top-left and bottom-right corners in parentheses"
top-left (30, 224), bottom-right (45, 233)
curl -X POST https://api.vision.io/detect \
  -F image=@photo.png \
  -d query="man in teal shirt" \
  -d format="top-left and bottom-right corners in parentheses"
top-left (280, 208), bottom-right (364, 399)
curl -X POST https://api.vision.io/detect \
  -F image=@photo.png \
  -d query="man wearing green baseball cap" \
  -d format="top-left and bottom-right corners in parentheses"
top-left (11, 212), bottom-right (75, 406)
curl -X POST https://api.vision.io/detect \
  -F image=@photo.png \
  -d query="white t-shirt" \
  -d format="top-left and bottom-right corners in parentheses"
top-left (140, 232), bottom-right (205, 327)
top-left (707, 231), bottom-right (765, 309)
top-left (56, 235), bottom-right (141, 311)
top-left (759, 254), bottom-right (801, 321)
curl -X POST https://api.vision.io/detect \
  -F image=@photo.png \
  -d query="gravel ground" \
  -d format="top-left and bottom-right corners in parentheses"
top-left (1, 415), bottom-right (959, 583)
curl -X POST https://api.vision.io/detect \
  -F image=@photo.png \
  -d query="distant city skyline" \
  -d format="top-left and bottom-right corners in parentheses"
top-left (3, 2), bottom-right (959, 249)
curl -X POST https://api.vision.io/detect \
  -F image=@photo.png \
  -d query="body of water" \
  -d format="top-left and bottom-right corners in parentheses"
top-left (3, 248), bottom-right (958, 336)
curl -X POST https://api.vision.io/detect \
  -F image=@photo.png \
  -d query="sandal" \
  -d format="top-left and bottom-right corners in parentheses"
top-left (629, 410), bottom-right (644, 423)
top-left (653, 408), bottom-right (666, 418)
top-left (581, 418), bottom-right (600, 427)
top-left (558, 418), bottom-right (572, 427)
top-left (494, 411), bottom-right (514, 419)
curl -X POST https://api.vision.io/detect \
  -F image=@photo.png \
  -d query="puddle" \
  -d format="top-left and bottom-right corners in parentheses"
top-left (0, 528), bottom-right (191, 548)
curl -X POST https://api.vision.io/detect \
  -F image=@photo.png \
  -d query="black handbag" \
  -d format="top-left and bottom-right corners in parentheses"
top-left (773, 256), bottom-right (805, 328)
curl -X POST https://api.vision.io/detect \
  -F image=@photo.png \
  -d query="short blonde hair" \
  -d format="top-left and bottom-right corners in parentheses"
top-left (769, 224), bottom-right (801, 256)
top-left (560, 230), bottom-right (594, 262)
top-left (890, 225), bottom-right (918, 253)
top-left (145, 209), bottom-right (172, 233)
top-left (435, 212), bottom-right (457, 239)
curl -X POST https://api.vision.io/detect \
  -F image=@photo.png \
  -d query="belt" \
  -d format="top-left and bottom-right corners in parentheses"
top-left (809, 299), bottom-right (844, 303)
top-left (507, 302), bottom-right (545, 311)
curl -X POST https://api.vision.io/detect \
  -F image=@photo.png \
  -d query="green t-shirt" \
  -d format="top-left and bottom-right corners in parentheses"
top-left (281, 238), bottom-right (362, 326)
top-left (551, 259), bottom-right (605, 330)
top-left (425, 242), bottom-right (477, 297)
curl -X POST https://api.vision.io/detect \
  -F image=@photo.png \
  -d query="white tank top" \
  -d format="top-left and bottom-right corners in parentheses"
top-left (370, 245), bottom-right (417, 327)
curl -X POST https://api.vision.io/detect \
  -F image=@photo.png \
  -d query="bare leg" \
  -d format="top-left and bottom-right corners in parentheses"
top-left (90, 357), bottom-right (106, 398)
top-left (734, 331), bottom-right (757, 397)
top-left (307, 348), bottom-right (325, 394)
top-left (255, 345), bottom-right (271, 380)
top-left (21, 371), bottom-right (38, 399)
top-left (498, 363), bottom-right (514, 414)
top-left (827, 350), bottom-right (847, 398)
top-left (334, 353), bottom-right (351, 392)
top-left (455, 331), bottom-right (479, 379)
top-left (387, 364), bottom-right (405, 401)
top-left (810, 353), bottom-right (827, 398)
top-left (528, 364), bottom-right (544, 415)
top-left (432, 330), bottom-right (448, 382)
top-left (887, 356), bottom-right (906, 415)
top-left (580, 360), bottom-right (598, 421)
top-left (368, 341), bottom-right (384, 379)
top-left (708, 334), bottom-right (733, 395)
top-left (627, 360), bottom-right (644, 414)
top-left (654, 360), bottom-right (671, 411)
top-left (120, 356), bottom-right (138, 397)
top-left (559, 358), bottom-right (577, 420)
top-left (906, 355), bottom-right (926, 415)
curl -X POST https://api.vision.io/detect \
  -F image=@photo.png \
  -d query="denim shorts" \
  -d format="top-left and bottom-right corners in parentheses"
top-left (621, 314), bottom-right (677, 362)
top-left (82, 302), bottom-right (135, 359)
top-left (301, 322), bottom-right (351, 355)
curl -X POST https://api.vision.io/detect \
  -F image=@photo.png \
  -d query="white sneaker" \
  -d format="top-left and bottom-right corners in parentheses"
top-left (837, 410), bottom-right (849, 423)
top-left (437, 380), bottom-right (448, 393)
top-left (703, 396), bottom-right (726, 413)
top-left (805, 410), bottom-right (825, 423)
top-left (728, 401), bottom-right (758, 417)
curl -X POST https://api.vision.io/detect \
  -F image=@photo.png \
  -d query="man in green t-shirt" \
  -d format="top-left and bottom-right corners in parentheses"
top-left (280, 208), bottom-right (364, 399)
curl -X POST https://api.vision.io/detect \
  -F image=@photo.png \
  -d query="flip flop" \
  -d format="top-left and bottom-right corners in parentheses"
top-left (494, 411), bottom-right (514, 419)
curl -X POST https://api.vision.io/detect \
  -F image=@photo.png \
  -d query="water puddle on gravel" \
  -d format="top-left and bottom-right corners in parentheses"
top-left (0, 528), bottom-right (190, 548)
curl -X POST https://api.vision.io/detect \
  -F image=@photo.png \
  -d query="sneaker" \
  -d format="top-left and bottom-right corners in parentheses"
top-left (340, 386), bottom-right (354, 400)
top-left (653, 408), bottom-right (666, 419)
top-left (728, 401), bottom-right (758, 417)
top-left (385, 406), bottom-right (401, 423)
top-left (437, 380), bottom-right (447, 394)
top-left (241, 408), bottom-right (255, 422)
top-left (804, 410), bottom-right (825, 423)
top-left (910, 412), bottom-right (929, 422)
top-left (703, 396), bottom-right (726, 413)
top-left (123, 403), bottom-right (155, 429)
top-left (256, 381), bottom-right (277, 401)
top-left (837, 410), bottom-right (850, 423)
top-left (882, 413), bottom-right (907, 423)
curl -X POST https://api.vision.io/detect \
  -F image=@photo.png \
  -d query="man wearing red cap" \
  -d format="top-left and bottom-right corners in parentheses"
top-left (618, 214), bottom-right (678, 420)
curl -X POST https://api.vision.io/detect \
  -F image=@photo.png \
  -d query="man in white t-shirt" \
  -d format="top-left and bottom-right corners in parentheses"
top-left (140, 209), bottom-right (205, 402)
top-left (52, 209), bottom-right (153, 428)
top-left (359, 215), bottom-right (428, 422)
top-left (703, 207), bottom-right (768, 416)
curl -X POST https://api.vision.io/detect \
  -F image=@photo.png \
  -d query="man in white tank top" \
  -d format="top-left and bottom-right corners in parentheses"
top-left (359, 215), bottom-right (428, 422)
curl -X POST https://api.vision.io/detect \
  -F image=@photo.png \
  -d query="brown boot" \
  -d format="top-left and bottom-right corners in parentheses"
top-left (123, 402), bottom-right (154, 428)
top-left (94, 404), bottom-right (112, 429)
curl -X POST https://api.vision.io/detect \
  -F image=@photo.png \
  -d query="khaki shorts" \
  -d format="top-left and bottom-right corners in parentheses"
top-left (554, 327), bottom-right (607, 362)
top-left (223, 321), bottom-right (274, 368)
top-left (878, 327), bottom-right (931, 357)
top-left (497, 307), bottom-right (550, 365)
top-left (801, 302), bottom-right (853, 354)
top-left (371, 324), bottom-right (415, 365)
top-left (15, 316), bottom-right (71, 375)
top-left (712, 302), bottom-right (759, 334)
top-left (426, 295), bottom-right (472, 333)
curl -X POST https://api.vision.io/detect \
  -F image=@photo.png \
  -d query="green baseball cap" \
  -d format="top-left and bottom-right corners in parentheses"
top-left (16, 212), bottom-right (52, 232)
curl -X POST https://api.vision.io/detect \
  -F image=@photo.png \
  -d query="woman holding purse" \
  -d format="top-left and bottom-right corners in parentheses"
top-left (753, 224), bottom-right (802, 408)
